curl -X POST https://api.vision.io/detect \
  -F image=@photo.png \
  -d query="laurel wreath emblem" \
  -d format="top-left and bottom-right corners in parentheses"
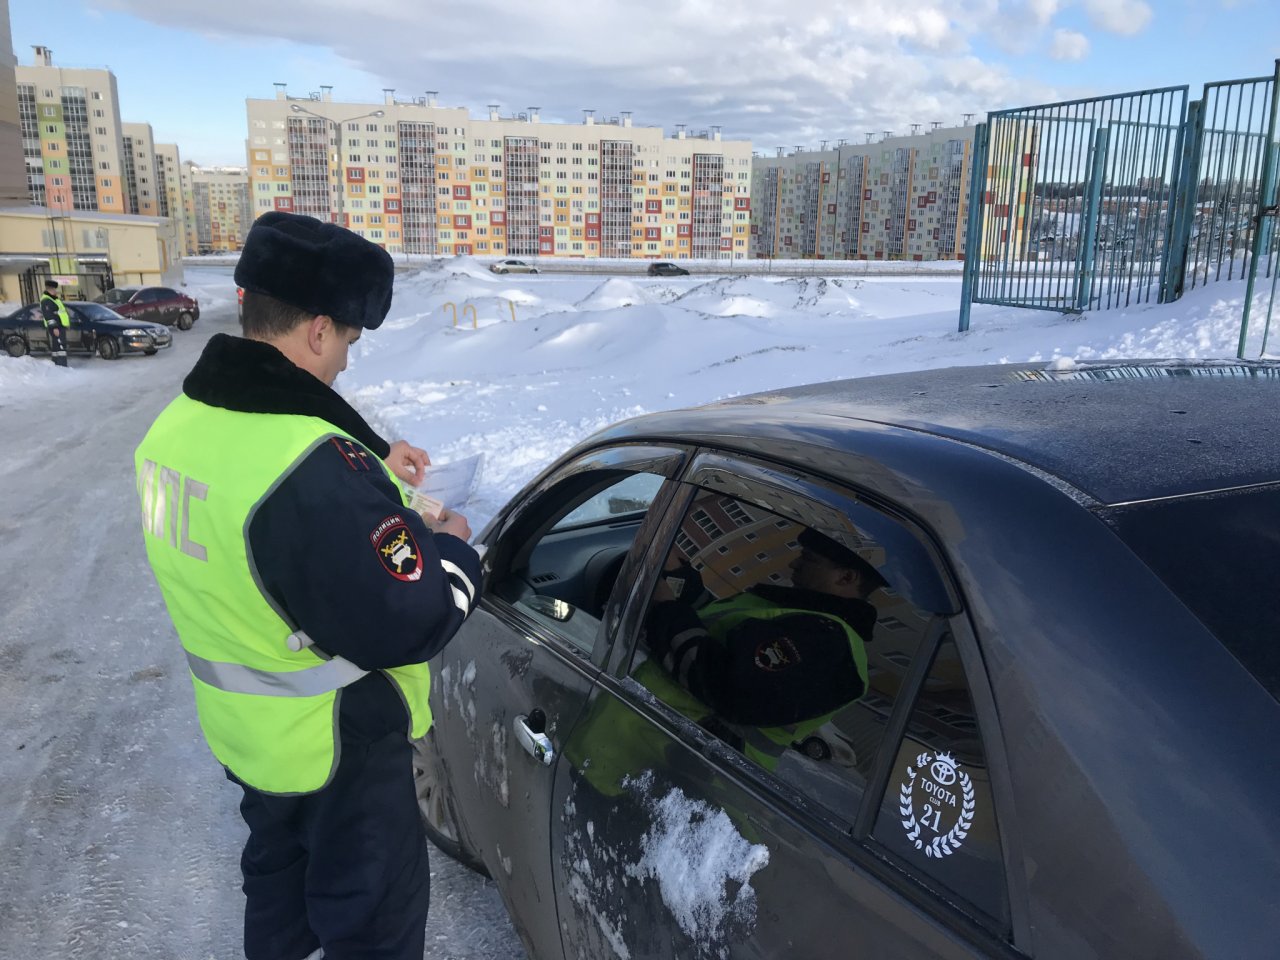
top-left (898, 751), bottom-right (976, 858)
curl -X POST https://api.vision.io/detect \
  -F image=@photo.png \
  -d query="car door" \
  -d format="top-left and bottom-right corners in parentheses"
top-left (154, 288), bottom-right (180, 325)
top-left (550, 450), bottom-right (1023, 960)
top-left (64, 306), bottom-right (85, 350)
top-left (19, 305), bottom-right (48, 351)
top-left (129, 289), bottom-right (157, 323)
top-left (427, 443), bottom-right (688, 960)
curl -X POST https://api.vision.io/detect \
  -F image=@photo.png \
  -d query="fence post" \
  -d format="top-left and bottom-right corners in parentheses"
top-left (1076, 127), bottom-right (1111, 311)
top-left (958, 121), bottom-right (989, 332)
top-left (1238, 60), bottom-right (1280, 357)
top-left (1160, 100), bottom-right (1202, 303)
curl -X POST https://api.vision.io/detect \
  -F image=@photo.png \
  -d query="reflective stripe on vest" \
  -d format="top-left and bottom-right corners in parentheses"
top-left (136, 396), bottom-right (431, 795)
top-left (185, 648), bottom-right (369, 697)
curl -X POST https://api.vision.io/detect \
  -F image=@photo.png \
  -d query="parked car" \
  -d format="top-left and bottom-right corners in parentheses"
top-left (415, 360), bottom-right (1280, 960)
top-left (99, 286), bottom-right (200, 329)
top-left (489, 259), bottom-right (540, 275)
top-left (647, 261), bottom-right (690, 276)
top-left (2, 301), bottom-right (172, 359)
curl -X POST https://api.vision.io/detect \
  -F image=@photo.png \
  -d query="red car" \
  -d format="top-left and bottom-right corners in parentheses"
top-left (100, 286), bottom-right (200, 330)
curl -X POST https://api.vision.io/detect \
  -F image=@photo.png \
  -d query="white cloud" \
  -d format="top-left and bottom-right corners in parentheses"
top-left (97, 0), bottom-right (1064, 149)
top-left (1081, 0), bottom-right (1153, 34)
top-left (1049, 28), bottom-right (1090, 60)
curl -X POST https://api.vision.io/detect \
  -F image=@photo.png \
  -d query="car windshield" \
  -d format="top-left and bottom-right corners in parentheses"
top-left (104, 288), bottom-right (139, 304)
top-left (1105, 484), bottom-right (1280, 701)
top-left (74, 303), bottom-right (127, 321)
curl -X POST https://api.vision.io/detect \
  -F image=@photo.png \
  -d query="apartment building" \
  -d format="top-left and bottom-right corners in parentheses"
top-left (15, 46), bottom-right (129, 214)
top-left (121, 121), bottom-right (163, 217)
top-left (186, 162), bottom-right (251, 253)
top-left (179, 159), bottom-right (198, 254)
top-left (245, 87), bottom-right (754, 258)
top-left (154, 141), bottom-right (187, 239)
top-left (751, 127), bottom-right (978, 261)
top-left (0, 0), bottom-right (26, 205)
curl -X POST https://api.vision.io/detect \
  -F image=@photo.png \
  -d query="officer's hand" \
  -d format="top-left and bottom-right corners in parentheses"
top-left (386, 440), bottom-right (431, 486)
top-left (428, 508), bottom-right (471, 542)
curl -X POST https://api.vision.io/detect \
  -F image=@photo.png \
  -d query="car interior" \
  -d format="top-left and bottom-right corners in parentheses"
top-left (491, 471), bottom-right (668, 649)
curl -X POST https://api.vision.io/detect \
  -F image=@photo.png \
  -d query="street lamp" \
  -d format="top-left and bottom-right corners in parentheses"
top-left (289, 103), bottom-right (386, 221)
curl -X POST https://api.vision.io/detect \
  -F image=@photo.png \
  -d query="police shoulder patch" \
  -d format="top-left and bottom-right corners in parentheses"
top-left (370, 514), bottom-right (423, 582)
top-left (331, 437), bottom-right (372, 471)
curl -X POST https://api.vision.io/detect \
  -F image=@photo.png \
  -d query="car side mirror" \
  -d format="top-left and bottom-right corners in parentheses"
top-left (526, 595), bottom-right (576, 622)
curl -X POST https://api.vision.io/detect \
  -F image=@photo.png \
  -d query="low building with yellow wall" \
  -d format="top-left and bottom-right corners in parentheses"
top-left (0, 205), bottom-right (182, 304)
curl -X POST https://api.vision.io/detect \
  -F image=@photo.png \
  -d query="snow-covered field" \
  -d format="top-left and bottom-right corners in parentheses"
top-left (339, 258), bottom-right (1265, 531)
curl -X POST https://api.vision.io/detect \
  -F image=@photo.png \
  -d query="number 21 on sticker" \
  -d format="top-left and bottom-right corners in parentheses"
top-left (921, 804), bottom-right (942, 832)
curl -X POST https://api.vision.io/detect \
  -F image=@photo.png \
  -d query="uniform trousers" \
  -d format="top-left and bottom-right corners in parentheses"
top-left (48, 325), bottom-right (68, 367)
top-left (229, 728), bottom-right (430, 960)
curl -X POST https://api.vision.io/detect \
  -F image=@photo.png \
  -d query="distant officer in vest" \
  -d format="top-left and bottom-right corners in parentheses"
top-left (642, 527), bottom-right (884, 768)
top-left (39, 279), bottom-right (71, 367)
top-left (135, 211), bottom-right (482, 960)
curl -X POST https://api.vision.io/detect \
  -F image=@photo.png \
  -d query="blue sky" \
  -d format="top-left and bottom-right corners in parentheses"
top-left (10, 0), bottom-right (1278, 167)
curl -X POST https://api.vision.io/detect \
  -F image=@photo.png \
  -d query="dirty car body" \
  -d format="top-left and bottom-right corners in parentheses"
top-left (422, 360), bottom-right (1280, 960)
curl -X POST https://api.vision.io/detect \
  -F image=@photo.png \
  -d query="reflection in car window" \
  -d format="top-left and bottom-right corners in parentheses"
top-left (871, 637), bottom-right (1008, 931)
top-left (554, 473), bottom-right (664, 530)
top-left (495, 470), bottom-right (668, 654)
top-left (631, 486), bottom-right (942, 828)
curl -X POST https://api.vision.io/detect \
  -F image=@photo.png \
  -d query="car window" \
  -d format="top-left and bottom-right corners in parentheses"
top-left (629, 483), bottom-right (947, 830)
top-left (490, 459), bottom-right (679, 656)
top-left (75, 303), bottom-right (123, 321)
top-left (870, 635), bottom-right (1009, 931)
top-left (156, 288), bottom-right (178, 299)
top-left (553, 473), bottom-right (665, 529)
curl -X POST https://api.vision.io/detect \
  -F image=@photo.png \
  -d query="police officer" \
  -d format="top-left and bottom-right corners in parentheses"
top-left (135, 211), bottom-right (482, 960)
top-left (643, 527), bottom-right (884, 768)
top-left (39, 279), bottom-right (70, 367)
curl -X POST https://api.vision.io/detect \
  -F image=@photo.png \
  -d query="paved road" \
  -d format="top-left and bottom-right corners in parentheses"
top-left (0, 304), bottom-right (525, 959)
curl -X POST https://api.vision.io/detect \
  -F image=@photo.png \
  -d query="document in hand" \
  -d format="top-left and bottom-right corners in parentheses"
top-left (406, 452), bottom-right (484, 520)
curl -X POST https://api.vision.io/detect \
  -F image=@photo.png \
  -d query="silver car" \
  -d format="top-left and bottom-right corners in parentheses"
top-left (488, 259), bottom-right (540, 275)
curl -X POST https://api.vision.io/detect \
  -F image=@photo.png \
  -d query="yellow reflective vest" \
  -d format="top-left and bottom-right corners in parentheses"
top-left (40, 292), bottom-right (70, 328)
top-left (135, 395), bottom-right (432, 794)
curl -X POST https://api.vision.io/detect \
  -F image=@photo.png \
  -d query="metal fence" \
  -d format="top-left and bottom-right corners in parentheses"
top-left (960, 61), bottom-right (1280, 350)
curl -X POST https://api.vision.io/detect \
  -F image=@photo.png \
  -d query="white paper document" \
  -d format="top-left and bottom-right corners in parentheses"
top-left (406, 452), bottom-right (484, 519)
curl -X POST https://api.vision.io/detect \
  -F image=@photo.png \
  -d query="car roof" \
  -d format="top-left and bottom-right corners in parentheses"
top-left (597, 360), bottom-right (1280, 504)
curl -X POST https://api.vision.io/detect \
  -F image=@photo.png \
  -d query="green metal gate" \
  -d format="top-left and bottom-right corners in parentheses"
top-left (959, 86), bottom-right (1189, 329)
top-left (1234, 64), bottom-right (1280, 357)
top-left (960, 61), bottom-right (1280, 339)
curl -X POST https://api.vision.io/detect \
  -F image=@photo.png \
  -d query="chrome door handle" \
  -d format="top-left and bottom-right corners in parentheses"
top-left (514, 714), bottom-right (555, 766)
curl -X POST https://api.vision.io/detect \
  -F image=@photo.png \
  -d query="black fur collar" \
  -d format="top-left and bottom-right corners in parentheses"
top-left (182, 333), bottom-right (389, 458)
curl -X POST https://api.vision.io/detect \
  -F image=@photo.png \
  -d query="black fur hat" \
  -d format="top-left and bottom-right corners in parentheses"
top-left (234, 211), bottom-right (394, 330)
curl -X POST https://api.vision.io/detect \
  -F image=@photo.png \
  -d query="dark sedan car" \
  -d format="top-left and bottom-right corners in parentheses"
top-left (99, 286), bottom-right (200, 329)
top-left (2, 301), bottom-right (172, 359)
top-left (647, 261), bottom-right (690, 276)
top-left (416, 360), bottom-right (1280, 960)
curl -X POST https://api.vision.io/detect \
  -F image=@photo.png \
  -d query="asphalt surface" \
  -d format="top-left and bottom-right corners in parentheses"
top-left (0, 300), bottom-right (526, 959)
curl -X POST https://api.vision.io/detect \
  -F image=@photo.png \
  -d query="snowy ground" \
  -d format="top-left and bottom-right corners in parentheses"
top-left (0, 259), bottom-right (1269, 959)
top-left (333, 257), bottom-right (1270, 534)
